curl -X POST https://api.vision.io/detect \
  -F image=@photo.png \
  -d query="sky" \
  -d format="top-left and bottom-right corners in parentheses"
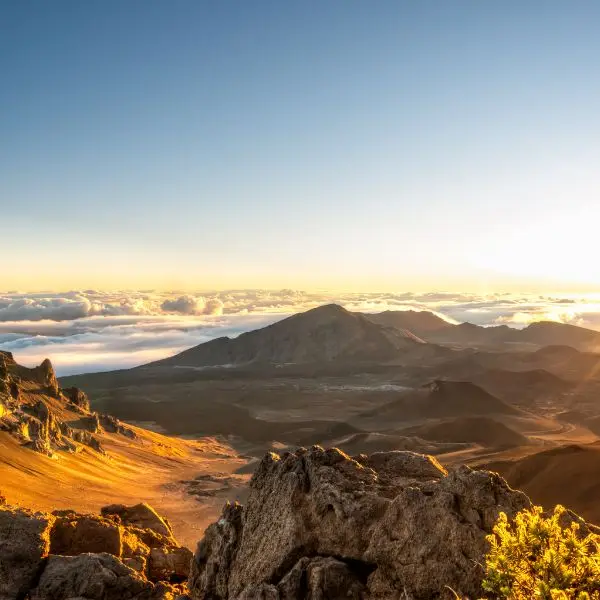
top-left (2, 1), bottom-right (600, 292)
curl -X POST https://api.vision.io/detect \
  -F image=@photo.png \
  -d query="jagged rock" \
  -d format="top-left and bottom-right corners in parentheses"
top-left (81, 413), bottom-right (103, 433)
top-left (189, 447), bottom-right (532, 600)
top-left (276, 557), bottom-right (365, 600)
top-left (31, 358), bottom-right (60, 397)
top-left (62, 386), bottom-right (91, 412)
top-left (0, 505), bottom-right (55, 600)
top-left (100, 413), bottom-right (137, 439)
top-left (50, 512), bottom-right (123, 556)
top-left (189, 502), bottom-right (243, 599)
top-left (148, 547), bottom-right (193, 583)
top-left (102, 503), bottom-right (175, 540)
top-left (72, 429), bottom-right (105, 454)
top-left (8, 380), bottom-right (19, 402)
top-left (29, 552), bottom-right (180, 600)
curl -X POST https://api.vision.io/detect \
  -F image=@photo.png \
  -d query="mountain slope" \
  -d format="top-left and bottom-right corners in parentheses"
top-left (401, 416), bottom-right (530, 448)
top-left (484, 442), bottom-right (600, 526)
top-left (368, 310), bottom-right (600, 351)
top-left (147, 304), bottom-right (421, 368)
top-left (364, 309), bottom-right (452, 339)
top-left (0, 351), bottom-right (248, 548)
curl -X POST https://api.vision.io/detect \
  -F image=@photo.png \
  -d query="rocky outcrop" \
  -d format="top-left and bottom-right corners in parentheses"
top-left (30, 553), bottom-right (181, 600)
top-left (0, 506), bottom-right (55, 599)
top-left (0, 501), bottom-right (191, 600)
top-left (61, 386), bottom-right (90, 412)
top-left (102, 503), bottom-right (175, 540)
top-left (189, 447), bottom-right (532, 600)
top-left (0, 356), bottom-right (136, 457)
top-left (100, 413), bottom-right (137, 439)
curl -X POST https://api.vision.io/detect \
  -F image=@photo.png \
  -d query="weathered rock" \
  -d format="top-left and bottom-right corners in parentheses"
top-left (277, 557), bottom-right (365, 600)
top-left (72, 429), bottom-right (105, 454)
top-left (29, 358), bottom-right (60, 397)
top-left (100, 413), bottom-right (137, 439)
top-left (62, 386), bottom-right (91, 412)
top-left (189, 447), bottom-right (531, 600)
top-left (148, 546), bottom-right (193, 583)
top-left (8, 381), bottom-right (19, 402)
top-left (29, 552), bottom-right (179, 600)
top-left (50, 513), bottom-right (123, 556)
top-left (189, 502), bottom-right (243, 600)
top-left (102, 503), bottom-right (175, 540)
top-left (0, 505), bottom-right (55, 600)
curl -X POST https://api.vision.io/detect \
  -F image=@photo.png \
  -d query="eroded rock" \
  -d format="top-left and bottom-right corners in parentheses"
top-left (102, 503), bottom-right (175, 540)
top-left (62, 387), bottom-right (91, 412)
top-left (0, 506), bottom-right (55, 600)
top-left (189, 447), bottom-right (532, 600)
top-left (30, 552), bottom-right (180, 600)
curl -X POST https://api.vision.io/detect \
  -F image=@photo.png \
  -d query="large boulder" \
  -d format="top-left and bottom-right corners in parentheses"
top-left (50, 512), bottom-right (123, 556)
top-left (102, 503), bottom-right (175, 540)
top-left (148, 547), bottom-right (193, 583)
top-left (189, 447), bottom-right (532, 600)
top-left (29, 552), bottom-right (180, 600)
top-left (0, 506), bottom-right (55, 600)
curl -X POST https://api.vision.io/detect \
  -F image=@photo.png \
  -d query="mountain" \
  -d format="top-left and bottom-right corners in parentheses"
top-left (484, 442), bottom-right (600, 526)
top-left (358, 380), bottom-right (521, 429)
top-left (364, 309), bottom-right (452, 339)
top-left (146, 304), bottom-right (422, 368)
top-left (401, 416), bottom-right (530, 448)
top-left (366, 310), bottom-right (600, 351)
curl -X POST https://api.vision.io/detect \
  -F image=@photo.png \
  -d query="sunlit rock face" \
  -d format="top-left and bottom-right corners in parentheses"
top-left (189, 446), bottom-right (533, 600)
top-left (0, 356), bottom-right (135, 457)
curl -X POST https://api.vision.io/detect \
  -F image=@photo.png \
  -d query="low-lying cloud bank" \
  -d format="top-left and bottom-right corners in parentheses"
top-left (1, 289), bottom-right (600, 376)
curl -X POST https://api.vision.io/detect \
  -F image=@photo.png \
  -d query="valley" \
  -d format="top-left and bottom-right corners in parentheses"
top-left (55, 304), bottom-right (600, 529)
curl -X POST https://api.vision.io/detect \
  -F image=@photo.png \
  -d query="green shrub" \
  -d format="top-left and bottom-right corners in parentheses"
top-left (480, 505), bottom-right (600, 599)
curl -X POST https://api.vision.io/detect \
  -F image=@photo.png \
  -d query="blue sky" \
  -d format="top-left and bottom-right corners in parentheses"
top-left (2, 1), bottom-right (600, 291)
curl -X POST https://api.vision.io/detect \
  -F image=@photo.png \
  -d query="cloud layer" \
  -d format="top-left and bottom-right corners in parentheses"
top-left (2, 289), bottom-right (600, 376)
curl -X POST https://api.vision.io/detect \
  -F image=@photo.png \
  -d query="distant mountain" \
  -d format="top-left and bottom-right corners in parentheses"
top-left (401, 416), bottom-right (530, 448)
top-left (359, 380), bottom-right (521, 427)
top-left (484, 443), bottom-right (600, 526)
top-left (146, 304), bottom-right (422, 368)
top-left (472, 368), bottom-right (573, 406)
top-left (366, 310), bottom-right (600, 351)
top-left (364, 310), bottom-right (452, 339)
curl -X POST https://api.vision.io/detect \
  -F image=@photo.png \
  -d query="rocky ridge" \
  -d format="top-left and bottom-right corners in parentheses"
top-left (0, 351), bottom-right (135, 457)
top-left (0, 497), bottom-right (192, 600)
top-left (189, 446), bottom-right (534, 600)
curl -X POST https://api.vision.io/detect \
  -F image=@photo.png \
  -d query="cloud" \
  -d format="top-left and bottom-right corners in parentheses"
top-left (3, 288), bottom-right (600, 375)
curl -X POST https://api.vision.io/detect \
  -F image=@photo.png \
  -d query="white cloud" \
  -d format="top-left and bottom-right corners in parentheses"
top-left (2, 289), bottom-right (600, 375)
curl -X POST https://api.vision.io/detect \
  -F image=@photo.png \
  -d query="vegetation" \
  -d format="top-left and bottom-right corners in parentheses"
top-left (481, 505), bottom-right (600, 599)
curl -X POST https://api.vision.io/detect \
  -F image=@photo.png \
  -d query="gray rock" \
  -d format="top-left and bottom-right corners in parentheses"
top-left (101, 503), bottom-right (174, 540)
top-left (0, 506), bottom-right (55, 600)
top-left (189, 447), bottom-right (531, 600)
top-left (29, 552), bottom-right (177, 600)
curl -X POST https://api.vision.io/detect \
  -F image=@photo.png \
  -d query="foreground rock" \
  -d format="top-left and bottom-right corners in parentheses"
top-left (189, 447), bottom-right (532, 600)
top-left (0, 500), bottom-right (192, 600)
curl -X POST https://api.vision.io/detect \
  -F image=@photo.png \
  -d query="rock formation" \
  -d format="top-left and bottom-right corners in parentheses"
top-left (0, 355), bottom-right (136, 457)
top-left (0, 501), bottom-right (192, 600)
top-left (189, 446), bottom-right (533, 600)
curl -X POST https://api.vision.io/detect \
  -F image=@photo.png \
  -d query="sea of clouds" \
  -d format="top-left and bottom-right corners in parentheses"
top-left (1, 289), bottom-right (600, 376)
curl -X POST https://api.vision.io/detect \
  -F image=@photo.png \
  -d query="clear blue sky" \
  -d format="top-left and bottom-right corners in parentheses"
top-left (2, 1), bottom-right (600, 292)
